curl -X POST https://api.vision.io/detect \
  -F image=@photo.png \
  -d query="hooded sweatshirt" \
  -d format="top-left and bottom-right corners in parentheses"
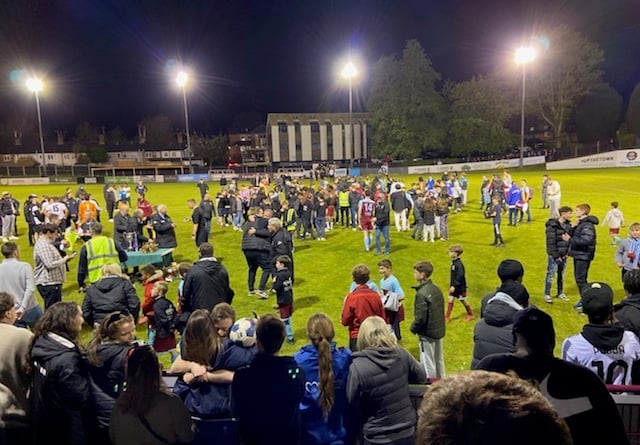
top-left (346, 347), bottom-right (426, 443)
top-left (82, 276), bottom-right (140, 326)
top-left (88, 342), bottom-right (131, 428)
top-left (181, 257), bottom-right (234, 312)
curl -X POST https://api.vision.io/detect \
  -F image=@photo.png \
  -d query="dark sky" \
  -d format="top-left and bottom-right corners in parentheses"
top-left (1, 0), bottom-right (639, 136)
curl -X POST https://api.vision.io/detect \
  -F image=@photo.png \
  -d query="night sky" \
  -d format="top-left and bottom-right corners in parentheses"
top-left (1, 0), bottom-right (639, 136)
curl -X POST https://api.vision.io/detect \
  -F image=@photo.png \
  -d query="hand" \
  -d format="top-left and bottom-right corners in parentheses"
top-left (449, 286), bottom-right (455, 294)
top-left (190, 363), bottom-right (207, 378)
top-left (248, 227), bottom-right (256, 235)
top-left (15, 310), bottom-right (24, 320)
top-left (61, 240), bottom-right (70, 248)
top-left (561, 233), bottom-right (570, 242)
top-left (183, 372), bottom-right (196, 385)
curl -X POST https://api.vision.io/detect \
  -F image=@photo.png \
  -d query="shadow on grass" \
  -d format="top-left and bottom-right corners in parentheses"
top-left (293, 244), bottom-right (311, 252)
top-left (295, 295), bottom-right (321, 309)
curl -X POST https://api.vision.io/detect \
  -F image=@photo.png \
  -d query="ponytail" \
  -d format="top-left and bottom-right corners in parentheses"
top-left (307, 313), bottom-right (336, 418)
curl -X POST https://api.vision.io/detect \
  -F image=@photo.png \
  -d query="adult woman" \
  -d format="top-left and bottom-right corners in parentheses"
top-left (294, 313), bottom-right (352, 445)
top-left (110, 346), bottom-right (194, 445)
top-left (86, 311), bottom-right (136, 445)
top-left (0, 292), bottom-right (33, 441)
top-left (346, 316), bottom-right (426, 445)
top-left (171, 309), bottom-right (255, 419)
top-left (81, 263), bottom-right (140, 327)
top-left (29, 302), bottom-right (91, 445)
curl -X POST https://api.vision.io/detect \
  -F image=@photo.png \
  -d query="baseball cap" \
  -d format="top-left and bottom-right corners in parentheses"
top-left (512, 307), bottom-right (556, 353)
top-left (581, 282), bottom-right (614, 316)
top-left (497, 259), bottom-right (524, 282)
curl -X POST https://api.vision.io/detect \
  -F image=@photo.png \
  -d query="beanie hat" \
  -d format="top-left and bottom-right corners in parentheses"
top-left (497, 260), bottom-right (524, 282)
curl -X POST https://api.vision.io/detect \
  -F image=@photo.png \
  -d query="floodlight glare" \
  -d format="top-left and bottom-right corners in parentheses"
top-left (341, 62), bottom-right (357, 79)
top-left (515, 47), bottom-right (536, 65)
top-left (175, 71), bottom-right (189, 88)
top-left (26, 77), bottom-right (43, 93)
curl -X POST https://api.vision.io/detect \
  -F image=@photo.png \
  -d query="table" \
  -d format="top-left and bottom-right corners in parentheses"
top-left (123, 248), bottom-right (175, 268)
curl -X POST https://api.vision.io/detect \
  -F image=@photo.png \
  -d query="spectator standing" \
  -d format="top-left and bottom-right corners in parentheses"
top-left (241, 210), bottom-right (272, 298)
top-left (34, 224), bottom-right (76, 308)
top-left (390, 184), bottom-right (409, 232)
top-left (444, 244), bottom-right (474, 323)
top-left (81, 263), bottom-right (140, 327)
top-left (29, 302), bottom-right (91, 445)
top-left (273, 255), bottom-right (295, 344)
top-left (0, 191), bottom-right (19, 242)
top-left (294, 313), bottom-right (352, 445)
top-left (410, 260), bottom-right (445, 378)
top-left (476, 307), bottom-right (629, 445)
top-left (269, 217), bottom-right (295, 282)
top-left (110, 345), bottom-right (195, 445)
top-left (544, 206), bottom-right (573, 304)
top-left (373, 193), bottom-right (391, 255)
top-left (152, 281), bottom-right (178, 362)
top-left (541, 174), bottom-right (550, 209)
top-left (181, 242), bottom-right (234, 314)
top-left (489, 196), bottom-right (505, 247)
top-left (563, 203), bottom-right (598, 309)
top-left (197, 178), bottom-right (209, 199)
top-left (77, 222), bottom-right (127, 291)
top-left (615, 223), bottom-right (640, 281)
top-left (341, 264), bottom-right (385, 351)
top-left (113, 203), bottom-right (135, 250)
top-left (562, 282), bottom-right (640, 385)
top-left (346, 316), bottom-right (426, 445)
top-left (103, 184), bottom-right (117, 222)
top-left (232, 314), bottom-right (305, 445)
top-left (0, 292), bottom-right (33, 442)
top-left (0, 242), bottom-right (41, 328)
top-left (546, 176), bottom-right (561, 218)
top-left (187, 198), bottom-right (208, 247)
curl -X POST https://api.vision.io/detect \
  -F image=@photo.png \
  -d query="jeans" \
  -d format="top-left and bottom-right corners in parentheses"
top-left (15, 305), bottom-right (43, 329)
top-left (375, 224), bottom-right (391, 254)
top-left (508, 207), bottom-right (519, 225)
top-left (315, 217), bottom-right (326, 239)
top-left (544, 255), bottom-right (566, 296)
top-left (439, 213), bottom-right (449, 240)
top-left (574, 259), bottom-right (591, 298)
top-left (350, 207), bottom-right (359, 228)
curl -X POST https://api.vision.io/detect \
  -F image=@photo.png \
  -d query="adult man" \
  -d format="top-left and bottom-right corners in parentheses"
top-left (232, 314), bottom-right (304, 445)
top-left (390, 183), bottom-right (410, 232)
top-left (151, 204), bottom-right (178, 249)
top-left (562, 203), bottom-right (598, 309)
top-left (187, 198), bottom-right (208, 247)
top-left (242, 209), bottom-right (272, 298)
top-left (544, 206), bottom-right (572, 304)
top-left (197, 178), bottom-right (209, 199)
top-left (113, 203), bottom-right (135, 250)
top-left (546, 176), bottom-right (561, 218)
top-left (181, 243), bottom-right (234, 313)
top-left (373, 192), bottom-right (391, 255)
top-left (0, 242), bottom-right (41, 327)
top-left (0, 191), bottom-right (19, 242)
top-left (562, 282), bottom-right (640, 385)
top-left (541, 174), bottom-right (550, 209)
top-left (199, 192), bottom-right (215, 236)
top-left (24, 194), bottom-right (43, 246)
top-left (34, 224), bottom-right (76, 308)
top-left (103, 184), bottom-right (117, 221)
top-left (348, 184), bottom-right (362, 230)
top-left (77, 222), bottom-right (127, 290)
top-left (268, 218), bottom-right (294, 281)
top-left (476, 307), bottom-right (628, 445)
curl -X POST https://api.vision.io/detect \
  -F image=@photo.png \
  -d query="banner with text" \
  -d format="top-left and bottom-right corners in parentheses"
top-left (546, 149), bottom-right (640, 170)
top-left (407, 156), bottom-right (545, 175)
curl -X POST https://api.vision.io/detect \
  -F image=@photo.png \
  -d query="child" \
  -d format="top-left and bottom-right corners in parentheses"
top-left (378, 259), bottom-right (405, 339)
top-left (139, 265), bottom-right (165, 345)
top-left (273, 255), bottom-right (295, 343)
top-left (422, 197), bottom-right (436, 243)
top-left (411, 193), bottom-right (425, 241)
top-left (409, 261), bottom-right (445, 378)
top-left (151, 281), bottom-right (178, 362)
top-left (490, 196), bottom-right (505, 247)
top-left (444, 244), bottom-right (474, 323)
top-left (603, 201), bottom-right (624, 246)
top-left (615, 222), bottom-right (640, 281)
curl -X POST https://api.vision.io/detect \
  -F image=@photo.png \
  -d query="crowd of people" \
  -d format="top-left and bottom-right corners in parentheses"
top-left (1, 169), bottom-right (639, 445)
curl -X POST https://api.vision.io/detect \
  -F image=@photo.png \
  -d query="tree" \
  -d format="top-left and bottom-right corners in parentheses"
top-left (191, 134), bottom-right (228, 167)
top-left (445, 76), bottom-right (517, 159)
top-left (108, 126), bottom-right (127, 145)
top-left (75, 121), bottom-right (97, 145)
top-left (367, 39), bottom-right (446, 159)
top-left (528, 25), bottom-right (604, 148)
top-left (626, 83), bottom-right (640, 138)
top-left (86, 145), bottom-right (109, 163)
top-left (141, 114), bottom-right (173, 148)
top-left (575, 83), bottom-right (623, 143)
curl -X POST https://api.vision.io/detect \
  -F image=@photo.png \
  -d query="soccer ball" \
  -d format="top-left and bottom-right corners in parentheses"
top-left (229, 317), bottom-right (257, 348)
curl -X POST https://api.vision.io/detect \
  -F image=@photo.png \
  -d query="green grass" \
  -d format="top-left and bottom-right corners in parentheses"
top-left (7, 167), bottom-right (640, 372)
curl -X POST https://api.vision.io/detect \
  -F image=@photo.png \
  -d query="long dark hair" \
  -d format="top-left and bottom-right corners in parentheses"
top-left (115, 346), bottom-right (165, 417)
top-left (182, 309), bottom-right (219, 365)
top-left (307, 313), bottom-right (335, 418)
top-left (86, 311), bottom-right (135, 366)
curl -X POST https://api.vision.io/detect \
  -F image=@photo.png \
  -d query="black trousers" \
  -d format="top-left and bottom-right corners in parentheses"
top-left (574, 259), bottom-right (591, 298)
top-left (37, 284), bottom-right (62, 309)
top-left (244, 250), bottom-right (272, 291)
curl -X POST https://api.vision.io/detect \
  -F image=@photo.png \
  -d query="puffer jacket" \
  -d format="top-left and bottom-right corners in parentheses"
top-left (81, 276), bottom-right (140, 326)
top-left (568, 215), bottom-right (599, 261)
top-left (30, 332), bottom-right (91, 445)
top-left (545, 218), bottom-right (571, 258)
top-left (615, 293), bottom-right (640, 339)
top-left (471, 292), bottom-right (523, 369)
top-left (241, 219), bottom-right (271, 252)
top-left (346, 347), bottom-right (426, 444)
top-left (88, 342), bottom-right (130, 429)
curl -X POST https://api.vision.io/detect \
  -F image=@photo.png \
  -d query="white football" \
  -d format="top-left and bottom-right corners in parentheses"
top-left (229, 317), bottom-right (258, 348)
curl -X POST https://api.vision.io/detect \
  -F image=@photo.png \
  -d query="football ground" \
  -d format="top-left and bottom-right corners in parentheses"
top-left (6, 166), bottom-right (639, 371)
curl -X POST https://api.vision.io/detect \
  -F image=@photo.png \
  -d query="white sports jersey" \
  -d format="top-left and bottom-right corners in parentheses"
top-left (561, 330), bottom-right (640, 385)
top-left (45, 202), bottom-right (67, 219)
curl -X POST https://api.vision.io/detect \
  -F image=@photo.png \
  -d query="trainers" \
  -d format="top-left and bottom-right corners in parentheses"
top-left (574, 301), bottom-right (583, 309)
top-left (444, 315), bottom-right (451, 323)
top-left (544, 295), bottom-right (553, 304)
top-left (286, 337), bottom-right (295, 344)
top-left (557, 293), bottom-right (570, 301)
top-left (248, 290), bottom-right (256, 296)
top-left (463, 314), bottom-right (475, 322)
top-left (1, 237), bottom-right (7, 243)
top-left (256, 290), bottom-right (269, 299)
top-left (9, 236), bottom-right (18, 240)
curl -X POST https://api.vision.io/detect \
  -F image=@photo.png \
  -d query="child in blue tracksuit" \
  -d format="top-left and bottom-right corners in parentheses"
top-left (273, 255), bottom-right (295, 343)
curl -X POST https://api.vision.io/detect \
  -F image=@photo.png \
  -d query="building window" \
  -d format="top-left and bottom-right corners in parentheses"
top-left (171, 151), bottom-right (179, 158)
top-left (3, 155), bottom-right (11, 162)
top-left (278, 122), bottom-right (287, 133)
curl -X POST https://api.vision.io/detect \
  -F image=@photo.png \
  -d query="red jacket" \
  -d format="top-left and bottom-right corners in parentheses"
top-left (141, 272), bottom-right (165, 315)
top-left (341, 284), bottom-right (385, 339)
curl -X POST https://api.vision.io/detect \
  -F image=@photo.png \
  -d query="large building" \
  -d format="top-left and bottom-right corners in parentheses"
top-left (266, 112), bottom-right (370, 165)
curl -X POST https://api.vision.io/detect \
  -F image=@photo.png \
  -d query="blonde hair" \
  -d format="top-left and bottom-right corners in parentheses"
top-left (153, 281), bottom-right (169, 296)
top-left (357, 316), bottom-right (396, 350)
top-left (101, 263), bottom-right (129, 280)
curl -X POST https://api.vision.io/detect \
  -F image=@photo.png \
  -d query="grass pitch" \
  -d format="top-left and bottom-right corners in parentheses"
top-left (6, 166), bottom-right (640, 371)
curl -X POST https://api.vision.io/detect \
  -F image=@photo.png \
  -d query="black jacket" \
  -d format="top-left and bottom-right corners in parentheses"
top-left (150, 212), bottom-right (177, 248)
top-left (374, 200), bottom-right (390, 227)
top-left (615, 293), bottom-right (640, 339)
top-left (82, 276), bottom-right (140, 326)
top-left (30, 332), bottom-right (91, 445)
top-left (271, 228), bottom-right (293, 259)
top-left (568, 215), bottom-right (599, 261)
top-left (88, 343), bottom-right (130, 429)
top-left (545, 217), bottom-right (571, 258)
top-left (241, 219), bottom-right (271, 252)
top-left (182, 258), bottom-right (235, 312)
top-left (153, 296), bottom-right (178, 339)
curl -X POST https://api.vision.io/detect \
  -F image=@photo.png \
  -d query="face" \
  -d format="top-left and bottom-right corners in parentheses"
top-left (3, 306), bottom-right (17, 325)
top-left (414, 269), bottom-right (425, 282)
top-left (560, 211), bottom-right (573, 221)
top-left (74, 306), bottom-right (84, 333)
top-left (113, 322), bottom-right (136, 344)
top-left (214, 318), bottom-right (233, 338)
top-left (151, 287), bottom-right (159, 297)
top-left (630, 228), bottom-right (640, 239)
top-left (378, 265), bottom-right (391, 278)
top-left (575, 207), bottom-right (585, 218)
top-left (448, 250), bottom-right (457, 259)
